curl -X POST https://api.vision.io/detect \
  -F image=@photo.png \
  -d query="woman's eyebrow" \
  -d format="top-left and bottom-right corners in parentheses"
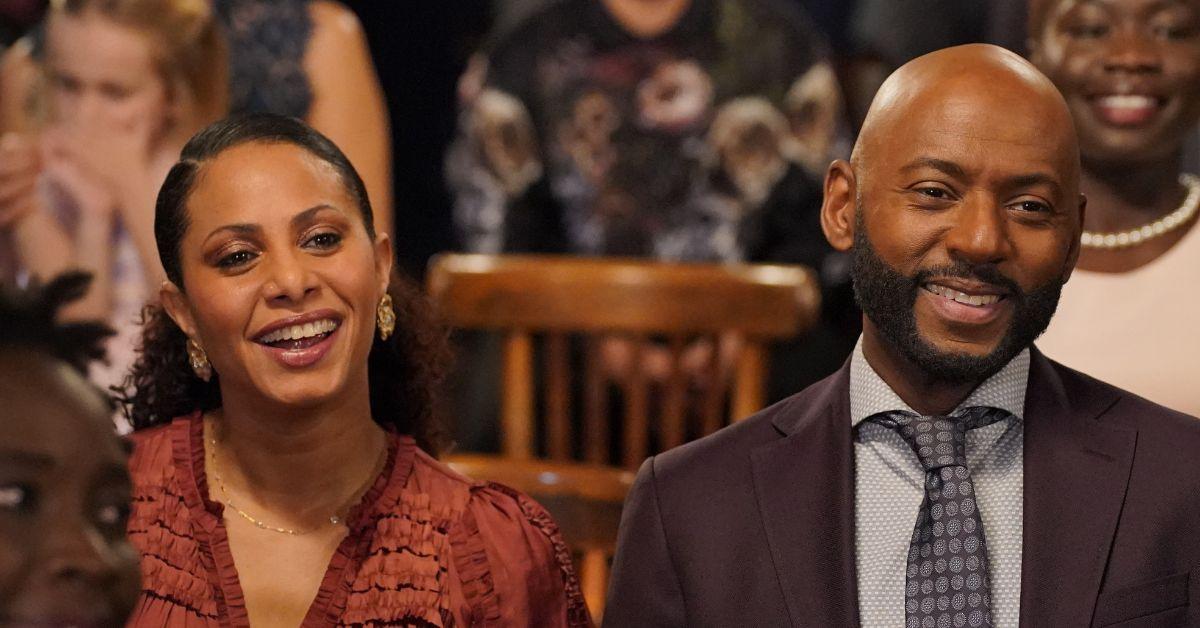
top-left (203, 223), bottom-right (260, 244)
top-left (289, 204), bottom-right (340, 229)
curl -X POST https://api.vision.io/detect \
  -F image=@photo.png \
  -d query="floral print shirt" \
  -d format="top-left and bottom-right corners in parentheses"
top-left (448, 0), bottom-right (845, 266)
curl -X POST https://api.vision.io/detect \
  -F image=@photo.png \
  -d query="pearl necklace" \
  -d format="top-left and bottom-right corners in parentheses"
top-left (1081, 173), bottom-right (1200, 249)
top-left (207, 421), bottom-right (385, 536)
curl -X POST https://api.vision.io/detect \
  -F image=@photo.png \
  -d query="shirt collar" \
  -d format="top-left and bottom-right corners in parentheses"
top-left (848, 336), bottom-right (1030, 428)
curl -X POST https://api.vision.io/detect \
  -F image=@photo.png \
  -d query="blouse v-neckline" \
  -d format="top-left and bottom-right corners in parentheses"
top-left (170, 413), bottom-right (415, 627)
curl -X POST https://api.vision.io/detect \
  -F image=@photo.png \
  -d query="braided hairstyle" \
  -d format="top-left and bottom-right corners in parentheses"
top-left (0, 271), bottom-right (115, 384)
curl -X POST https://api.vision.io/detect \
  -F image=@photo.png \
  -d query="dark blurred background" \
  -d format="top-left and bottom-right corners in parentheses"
top-left (0, 0), bottom-right (1031, 279)
top-left (336, 0), bottom-right (1028, 279)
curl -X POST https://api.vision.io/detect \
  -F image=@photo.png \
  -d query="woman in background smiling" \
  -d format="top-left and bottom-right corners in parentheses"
top-left (1031, 0), bottom-right (1200, 416)
top-left (119, 114), bottom-right (589, 626)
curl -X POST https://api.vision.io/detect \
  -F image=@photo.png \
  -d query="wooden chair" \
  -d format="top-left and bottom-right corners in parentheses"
top-left (446, 454), bottom-right (634, 621)
top-left (427, 253), bottom-right (821, 469)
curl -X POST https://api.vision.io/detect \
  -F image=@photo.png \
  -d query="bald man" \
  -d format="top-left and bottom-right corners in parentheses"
top-left (603, 44), bottom-right (1200, 627)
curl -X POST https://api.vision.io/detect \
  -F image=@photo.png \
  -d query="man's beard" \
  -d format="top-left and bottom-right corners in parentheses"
top-left (850, 215), bottom-right (1065, 384)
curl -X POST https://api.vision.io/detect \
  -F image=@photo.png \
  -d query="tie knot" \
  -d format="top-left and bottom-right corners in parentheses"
top-left (867, 406), bottom-right (1010, 471)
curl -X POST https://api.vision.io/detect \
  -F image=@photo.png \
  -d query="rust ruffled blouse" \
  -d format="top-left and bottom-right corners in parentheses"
top-left (124, 414), bottom-right (592, 627)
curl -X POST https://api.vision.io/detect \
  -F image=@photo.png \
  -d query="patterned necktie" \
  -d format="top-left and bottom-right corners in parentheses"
top-left (868, 406), bottom-right (1010, 628)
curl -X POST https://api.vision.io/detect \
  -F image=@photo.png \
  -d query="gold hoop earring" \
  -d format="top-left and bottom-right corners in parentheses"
top-left (187, 338), bottom-right (212, 382)
top-left (376, 294), bottom-right (395, 341)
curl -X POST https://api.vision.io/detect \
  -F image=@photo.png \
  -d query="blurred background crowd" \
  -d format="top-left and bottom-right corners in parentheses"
top-left (1, 0), bottom-right (1196, 451)
top-left (0, 0), bottom-right (1033, 274)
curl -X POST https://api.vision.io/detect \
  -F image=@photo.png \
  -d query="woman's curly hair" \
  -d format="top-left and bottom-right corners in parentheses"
top-left (115, 113), bottom-right (452, 454)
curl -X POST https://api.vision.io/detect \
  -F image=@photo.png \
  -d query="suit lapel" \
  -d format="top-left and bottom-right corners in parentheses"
top-left (1019, 350), bottom-right (1136, 626)
top-left (751, 363), bottom-right (859, 627)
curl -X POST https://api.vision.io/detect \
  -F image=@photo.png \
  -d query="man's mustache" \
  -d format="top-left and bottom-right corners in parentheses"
top-left (910, 263), bottom-right (1023, 300)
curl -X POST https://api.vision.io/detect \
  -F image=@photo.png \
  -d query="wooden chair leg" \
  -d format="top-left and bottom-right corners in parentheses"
top-left (501, 332), bottom-right (536, 459)
top-left (732, 342), bottom-right (766, 421)
top-left (584, 339), bottom-right (610, 464)
top-left (661, 336), bottom-right (687, 450)
top-left (581, 549), bottom-right (609, 622)
top-left (544, 333), bottom-right (572, 460)
top-left (700, 334), bottom-right (725, 436)
top-left (624, 339), bottom-right (649, 470)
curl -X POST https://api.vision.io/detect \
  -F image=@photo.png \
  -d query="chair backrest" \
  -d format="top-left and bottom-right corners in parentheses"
top-left (445, 454), bottom-right (634, 622)
top-left (428, 253), bottom-right (821, 468)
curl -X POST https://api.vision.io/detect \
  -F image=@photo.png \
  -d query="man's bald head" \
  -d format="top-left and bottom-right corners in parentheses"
top-left (852, 43), bottom-right (1079, 188)
top-left (820, 43), bottom-right (1086, 387)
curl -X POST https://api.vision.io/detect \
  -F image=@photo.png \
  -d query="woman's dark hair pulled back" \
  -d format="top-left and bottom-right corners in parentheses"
top-left (120, 113), bottom-right (449, 454)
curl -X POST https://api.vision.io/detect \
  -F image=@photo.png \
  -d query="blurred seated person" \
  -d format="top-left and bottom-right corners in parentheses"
top-left (450, 0), bottom-right (842, 262)
top-left (1, 0), bottom-right (393, 239)
top-left (1030, 0), bottom-right (1200, 416)
top-left (447, 0), bottom-right (855, 447)
top-left (118, 113), bottom-right (589, 626)
top-left (0, 273), bottom-right (140, 626)
top-left (0, 0), bottom-right (227, 394)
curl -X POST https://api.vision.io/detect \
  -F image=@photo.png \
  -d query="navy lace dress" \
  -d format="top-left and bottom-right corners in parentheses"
top-left (215, 0), bottom-right (314, 119)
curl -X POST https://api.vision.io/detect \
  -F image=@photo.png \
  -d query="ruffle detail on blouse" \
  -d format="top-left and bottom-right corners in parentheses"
top-left (180, 412), bottom-right (251, 627)
top-left (332, 464), bottom-right (458, 627)
top-left (484, 483), bottom-right (592, 628)
top-left (127, 415), bottom-right (589, 626)
top-left (449, 504), bottom-right (503, 627)
top-left (124, 416), bottom-right (226, 625)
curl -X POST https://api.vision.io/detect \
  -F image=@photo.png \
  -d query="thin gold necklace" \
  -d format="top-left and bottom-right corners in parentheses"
top-left (206, 419), bottom-right (387, 536)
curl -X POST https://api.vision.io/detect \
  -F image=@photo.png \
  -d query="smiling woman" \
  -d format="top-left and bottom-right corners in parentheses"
top-left (115, 114), bottom-right (590, 627)
top-left (1030, 0), bottom-right (1200, 417)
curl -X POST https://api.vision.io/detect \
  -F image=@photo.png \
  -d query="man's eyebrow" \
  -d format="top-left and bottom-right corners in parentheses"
top-left (899, 157), bottom-right (969, 179)
top-left (0, 449), bottom-right (54, 468)
top-left (1003, 173), bottom-right (1063, 194)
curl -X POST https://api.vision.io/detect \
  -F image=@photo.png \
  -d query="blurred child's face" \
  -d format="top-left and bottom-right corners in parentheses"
top-left (44, 10), bottom-right (171, 134)
top-left (0, 352), bottom-right (139, 627)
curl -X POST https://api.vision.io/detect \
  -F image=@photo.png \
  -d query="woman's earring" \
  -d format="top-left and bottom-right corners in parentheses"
top-left (186, 338), bottom-right (212, 382)
top-left (376, 294), bottom-right (395, 341)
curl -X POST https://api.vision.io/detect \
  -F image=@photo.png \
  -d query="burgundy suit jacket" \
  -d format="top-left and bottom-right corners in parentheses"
top-left (604, 348), bottom-right (1200, 627)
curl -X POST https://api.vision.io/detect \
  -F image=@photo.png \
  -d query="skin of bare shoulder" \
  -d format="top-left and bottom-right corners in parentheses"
top-left (303, 0), bottom-right (393, 239)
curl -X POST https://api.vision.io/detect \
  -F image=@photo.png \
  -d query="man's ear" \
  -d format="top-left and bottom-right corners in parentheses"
top-left (821, 159), bottom-right (857, 252)
top-left (1062, 192), bottom-right (1087, 283)
top-left (374, 232), bottom-right (394, 296)
top-left (159, 280), bottom-right (199, 341)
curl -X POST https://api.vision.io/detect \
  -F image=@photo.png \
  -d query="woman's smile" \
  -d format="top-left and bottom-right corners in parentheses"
top-left (1088, 92), bottom-right (1168, 127)
top-left (252, 309), bottom-right (344, 369)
